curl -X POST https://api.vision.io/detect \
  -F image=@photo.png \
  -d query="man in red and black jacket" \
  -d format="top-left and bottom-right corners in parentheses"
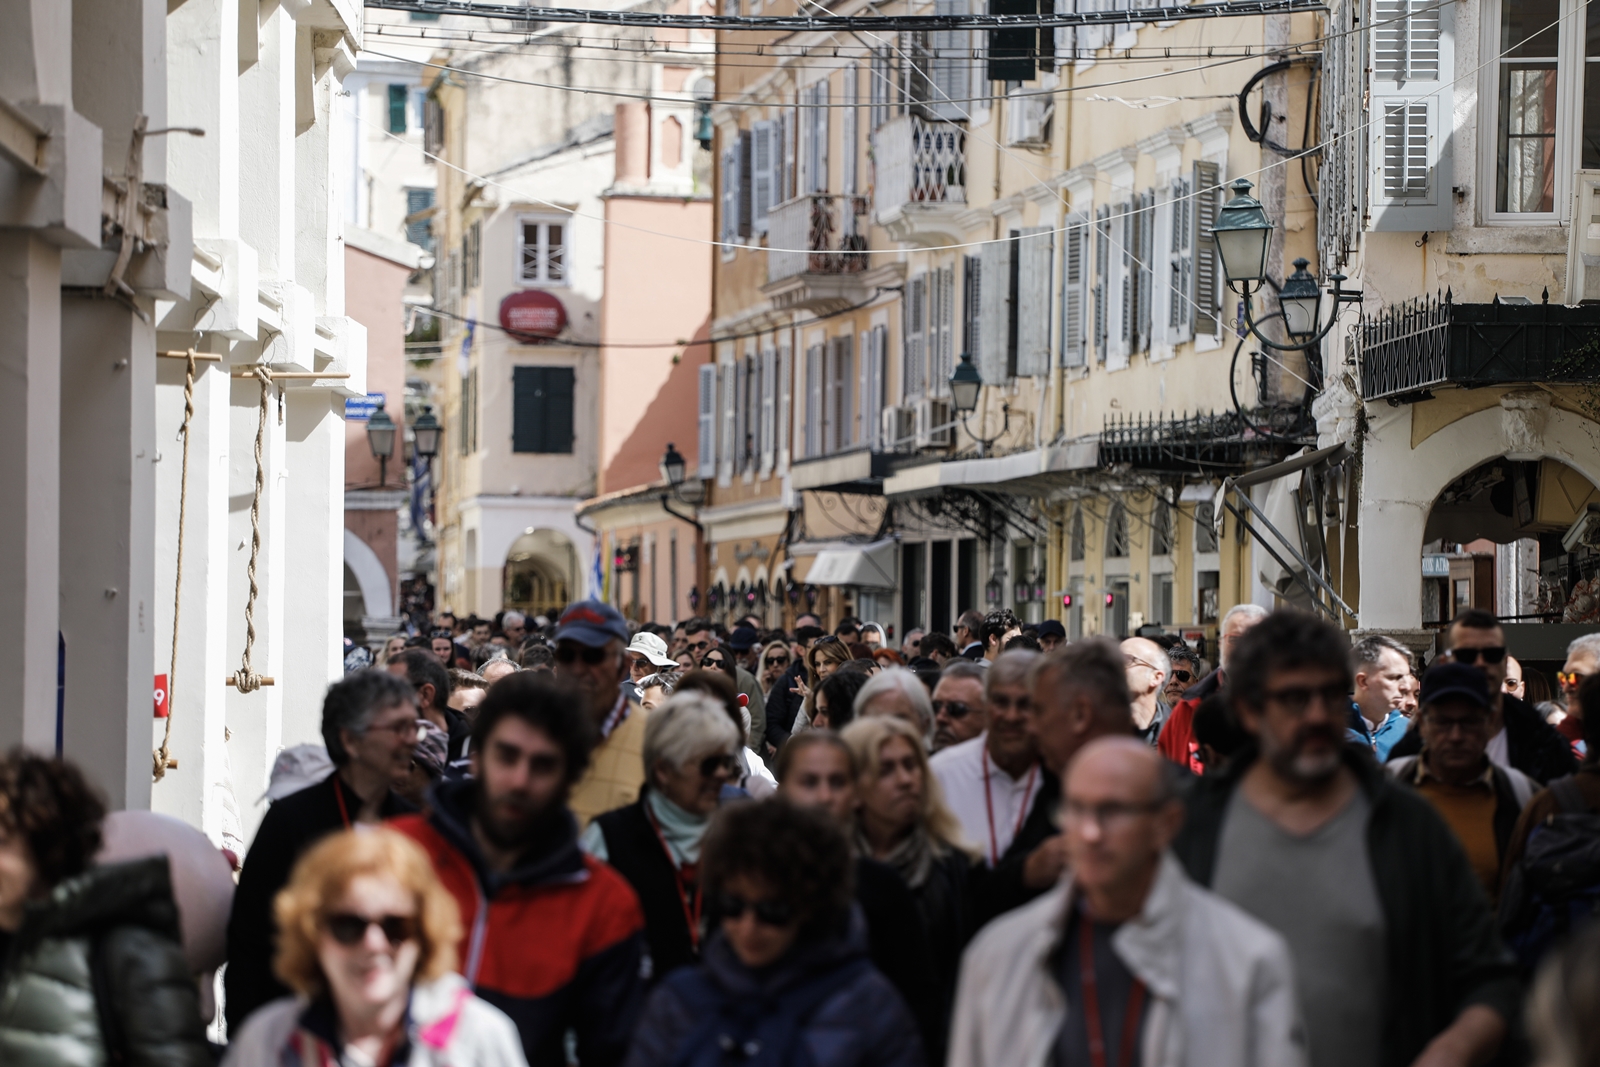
top-left (393, 672), bottom-right (647, 1066)
top-left (1158, 603), bottom-right (1268, 773)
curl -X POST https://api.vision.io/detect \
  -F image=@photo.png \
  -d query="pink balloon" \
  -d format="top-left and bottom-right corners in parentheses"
top-left (97, 810), bottom-right (235, 975)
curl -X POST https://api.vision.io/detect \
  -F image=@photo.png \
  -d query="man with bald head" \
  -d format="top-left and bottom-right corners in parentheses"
top-left (1122, 637), bottom-right (1171, 745)
top-left (951, 736), bottom-right (1307, 1067)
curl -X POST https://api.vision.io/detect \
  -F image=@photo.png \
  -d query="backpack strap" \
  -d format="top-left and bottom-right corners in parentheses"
top-left (88, 932), bottom-right (128, 1066)
top-left (1549, 775), bottom-right (1592, 816)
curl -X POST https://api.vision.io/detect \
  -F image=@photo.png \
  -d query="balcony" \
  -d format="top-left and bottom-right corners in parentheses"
top-left (761, 195), bottom-right (870, 313)
top-left (874, 114), bottom-right (968, 247)
top-left (1099, 409), bottom-right (1311, 473)
top-left (1360, 292), bottom-right (1600, 403)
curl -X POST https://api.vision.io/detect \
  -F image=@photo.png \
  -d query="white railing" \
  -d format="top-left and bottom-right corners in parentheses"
top-left (876, 114), bottom-right (967, 219)
top-left (766, 195), bottom-right (870, 284)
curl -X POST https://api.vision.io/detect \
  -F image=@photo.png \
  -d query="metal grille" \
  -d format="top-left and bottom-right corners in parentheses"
top-left (875, 115), bottom-right (967, 217)
top-left (1099, 409), bottom-right (1310, 471)
top-left (1318, 0), bottom-right (1367, 268)
top-left (766, 195), bottom-right (869, 283)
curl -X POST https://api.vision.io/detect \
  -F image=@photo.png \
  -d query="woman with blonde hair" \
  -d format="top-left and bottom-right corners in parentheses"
top-left (223, 828), bottom-right (526, 1067)
top-left (840, 716), bottom-right (974, 1065)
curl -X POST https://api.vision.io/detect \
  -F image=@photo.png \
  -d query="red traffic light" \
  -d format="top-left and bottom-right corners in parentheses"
top-left (1061, 593), bottom-right (1073, 608)
top-left (1104, 592), bottom-right (1115, 606)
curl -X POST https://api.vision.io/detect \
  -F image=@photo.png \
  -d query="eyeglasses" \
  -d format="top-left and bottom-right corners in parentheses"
top-left (324, 913), bottom-right (419, 947)
top-left (1062, 799), bottom-right (1164, 829)
top-left (555, 644), bottom-right (611, 666)
top-left (1170, 669), bottom-right (1194, 684)
top-left (932, 699), bottom-right (975, 720)
top-left (1450, 646), bottom-right (1506, 666)
top-left (1261, 682), bottom-right (1349, 717)
top-left (702, 655), bottom-right (728, 669)
top-left (1503, 677), bottom-right (1524, 692)
top-left (1559, 671), bottom-right (1590, 688)
top-left (686, 640), bottom-right (713, 653)
top-left (714, 893), bottom-right (797, 927)
top-left (368, 719), bottom-right (421, 740)
top-left (765, 656), bottom-right (791, 668)
top-left (699, 753), bottom-right (740, 778)
top-left (1124, 655), bottom-right (1161, 672)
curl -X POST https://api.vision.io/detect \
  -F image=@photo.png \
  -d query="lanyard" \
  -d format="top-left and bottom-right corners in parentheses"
top-left (1078, 913), bottom-right (1147, 1067)
top-left (601, 692), bottom-right (629, 738)
top-left (334, 780), bottom-right (353, 830)
top-left (981, 755), bottom-right (1038, 867)
top-left (645, 802), bottom-right (702, 954)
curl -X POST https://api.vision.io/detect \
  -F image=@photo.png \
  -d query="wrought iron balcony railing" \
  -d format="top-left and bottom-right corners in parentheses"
top-left (874, 114), bottom-right (966, 219)
top-left (765, 194), bottom-right (869, 285)
top-left (1099, 409), bottom-right (1311, 472)
top-left (1359, 291), bottom-right (1600, 402)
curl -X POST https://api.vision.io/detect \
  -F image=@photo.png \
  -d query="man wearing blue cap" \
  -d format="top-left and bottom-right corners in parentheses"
top-left (553, 599), bottom-right (647, 826)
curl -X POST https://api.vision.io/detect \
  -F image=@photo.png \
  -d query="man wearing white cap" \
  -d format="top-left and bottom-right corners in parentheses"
top-left (627, 630), bottom-right (679, 684)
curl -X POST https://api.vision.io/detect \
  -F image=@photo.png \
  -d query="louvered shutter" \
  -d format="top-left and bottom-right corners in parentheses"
top-left (1015, 226), bottom-right (1053, 376)
top-left (805, 345), bottom-right (824, 456)
top-left (781, 110), bottom-right (796, 202)
top-left (1093, 206), bottom-right (1110, 360)
top-left (1136, 190), bottom-right (1155, 351)
top-left (836, 335), bottom-right (855, 449)
top-left (1054, 0), bottom-right (1076, 65)
top-left (698, 364), bottom-right (717, 475)
top-left (932, 266), bottom-right (956, 391)
top-left (761, 348), bottom-right (777, 470)
top-left (720, 362), bottom-right (737, 478)
top-left (1167, 177), bottom-right (1192, 341)
top-left (777, 346), bottom-right (792, 467)
top-left (979, 238), bottom-right (1011, 383)
top-left (720, 146), bottom-right (739, 244)
top-left (735, 355), bottom-right (749, 472)
top-left (1061, 213), bottom-right (1089, 367)
top-left (1191, 160), bottom-right (1221, 337)
top-left (1119, 202), bottom-right (1134, 352)
top-left (903, 275), bottom-right (927, 399)
top-left (1369, 0), bottom-right (1452, 230)
top-left (858, 332), bottom-right (874, 446)
top-left (842, 70), bottom-right (858, 195)
top-left (816, 83), bottom-right (830, 194)
top-left (737, 131), bottom-right (753, 238)
top-left (752, 121), bottom-right (776, 231)
top-left (930, 0), bottom-right (970, 120)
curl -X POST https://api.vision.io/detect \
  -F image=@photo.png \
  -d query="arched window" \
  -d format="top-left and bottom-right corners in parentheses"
top-left (1195, 501), bottom-right (1219, 553)
top-left (1105, 503), bottom-right (1130, 558)
top-left (1070, 508), bottom-right (1086, 561)
top-left (1151, 499), bottom-right (1174, 556)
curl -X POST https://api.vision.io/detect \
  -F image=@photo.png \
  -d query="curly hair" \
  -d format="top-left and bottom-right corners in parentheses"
top-left (0, 750), bottom-right (106, 888)
top-left (274, 828), bottom-right (461, 997)
top-left (700, 798), bottom-right (854, 938)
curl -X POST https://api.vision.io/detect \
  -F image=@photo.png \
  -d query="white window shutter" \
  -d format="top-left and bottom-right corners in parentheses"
top-left (858, 331), bottom-right (873, 446)
top-left (1136, 190), bottom-right (1155, 352)
top-left (1369, 0), bottom-right (1452, 231)
top-left (720, 362), bottom-right (736, 480)
top-left (930, 0), bottom-right (971, 121)
top-left (1119, 202), bottom-right (1133, 351)
top-left (752, 121), bottom-right (775, 230)
top-left (932, 266), bottom-right (955, 392)
top-left (1061, 213), bottom-right (1089, 367)
top-left (816, 83), bottom-right (830, 194)
top-left (720, 147), bottom-right (739, 244)
top-left (903, 275), bottom-right (927, 400)
top-left (806, 345), bottom-right (824, 457)
top-left (760, 347), bottom-right (777, 470)
top-left (1015, 227), bottom-right (1053, 376)
top-left (697, 364), bottom-right (717, 475)
top-left (781, 110), bottom-right (796, 202)
top-left (978, 238), bottom-right (1011, 383)
top-left (1093, 206), bottom-right (1110, 359)
top-left (735, 355), bottom-right (749, 472)
top-left (1167, 178), bottom-right (1193, 342)
top-left (1191, 160), bottom-right (1221, 337)
top-left (777, 346), bottom-right (792, 468)
top-left (1054, 0), bottom-right (1076, 67)
top-left (842, 70), bottom-right (858, 196)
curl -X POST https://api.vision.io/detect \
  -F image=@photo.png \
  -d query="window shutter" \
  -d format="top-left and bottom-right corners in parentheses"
top-left (1093, 205), bottom-right (1110, 360)
top-left (780, 109), bottom-right (796, 202)
top-left (1015, 227), bottom-right (1052, 376)
top-left (842, 70), bottom-right (858, 195)
top-left (978, 238), bottom-right (1011, 383)
top-left (720, 362), bottom-right (736, 479)
top-left (1167, 177), bottom-right (1193, 340)
top-left (735, 356), bottom-right (748, 472)
top-left (1369, 0), bottom-right (1451, 231)
top-left (760, 347), bottom-right (777, 469)
top-left (777, 346), bottom-right (792, 468)
top-left (815, 83), bottom-right (830, 194)
top-left (962, 255), bottom-right (981, 359)
top-left (903, 275), bottom-right (927, 399)
top-left (805, 345), bottom-right (824, 457)
top-left (930, 0), bottom-right (970, 120)
top-left (1054, 0), bottom-right (1075, 65)
top-left (830, 335), bottom-right (855, 450)
top-left (512, 367), bottom-right (574, 454)
top-left (1135, 190), bottom-right (1154, 351)
top-left (388, 85), bottom-right (409, 133)
top-left (1119, 202), bottom-right (1134, 351)
top-left (1191, 160), bottom-right (1221, 337)
top-left (721, 146), bottom-right (740, 244)
top-left (698, 364), bottom-right (717, 476)
top-left (859, 331), bottom-right (874, 446)
top-left (752, 121), bottom-right (775, 230)
top-left (1061, 212), bottom-right (1089, 367)
top-left (737, 131), bottom-right (753, 238)
top-left (931, 265), bottom-right (955, 392)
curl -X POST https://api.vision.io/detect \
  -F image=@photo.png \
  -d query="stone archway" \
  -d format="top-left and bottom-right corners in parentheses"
top-left (504, 529), bottom-right (577, 619)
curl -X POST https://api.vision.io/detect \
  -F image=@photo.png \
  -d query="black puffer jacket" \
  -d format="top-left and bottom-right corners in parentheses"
top-left (0, 856), bottom-right (211, 1067)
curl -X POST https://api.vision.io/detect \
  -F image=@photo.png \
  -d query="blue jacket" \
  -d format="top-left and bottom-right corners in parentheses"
top-left (623, 909), bottom-right (926, 1067)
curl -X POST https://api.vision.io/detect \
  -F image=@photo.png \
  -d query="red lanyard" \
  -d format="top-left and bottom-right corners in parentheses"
top-left (645, 803), bottom-right (702, 953)
top-left (982, 755), bottom-right (1038, 867)
top-left (1078, 913), bottom-right (1147, 1067)
top-left (334, 781), bottom-right (353, 830)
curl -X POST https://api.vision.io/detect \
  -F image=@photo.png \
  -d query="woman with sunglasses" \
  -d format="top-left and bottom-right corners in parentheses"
top-left (224, 827), bottom-right (525, 1067)
top-left (756, 640), bottom-right (793, 705)
top-left (623, 799), bottom-right (925, 1067)
top-left (581, 692), bottom-right (744, 984)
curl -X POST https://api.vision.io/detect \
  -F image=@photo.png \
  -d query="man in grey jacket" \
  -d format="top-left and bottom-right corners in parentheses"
top-left (950, 737), bottom-right (1307, 1067)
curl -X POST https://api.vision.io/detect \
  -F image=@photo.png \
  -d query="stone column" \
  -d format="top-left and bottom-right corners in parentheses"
top-left (281, 389), bottom-right (345, 747)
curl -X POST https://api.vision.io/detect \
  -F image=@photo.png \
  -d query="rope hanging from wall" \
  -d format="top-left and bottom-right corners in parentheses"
top-left (229, 366), bottom-right (275, 694)
top-left (153, 351), bottom-right (198, 781)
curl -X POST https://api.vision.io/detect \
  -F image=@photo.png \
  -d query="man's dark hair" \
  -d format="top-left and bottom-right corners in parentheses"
top-left (957, 609), bottom-right (984, 635)
top-left (982, 608), bottom-right (1022, 646)
top-left (1192, 693), bottom-right (1251, 770)
top-left (321, 669), bottom-right (416, 766)
top-left (0, 750), bottom-right (106, 887)
top-left (1032, 637), bottom-right (1133, 729)
top-left (1448, 609), bottom-right (1501, 640)
top-left (773, 730), bottom-right (856, 783)
top-left (794, 625), bottom-right (826, 644)
top-left (1579, 673), bottom-right (1600, 762)
top-left (1226, 610), bottom-right (1352, 713)
top-left (1005, 632), bottom-right (1042, 652)
top-left (701, 798), bottom-right (855, 939)
top-left (683, 616), bottom-right (714, 636)
top-left (470, 673), bottom-right (598, 784)
top-left (817, 670), bottom-right (870, 730)
top-left (518, 643), bottom-right (555, 670)
top-left (920, 632), bottom-right (958, 659)
top-left (392, 648), bottom-right (451, 711)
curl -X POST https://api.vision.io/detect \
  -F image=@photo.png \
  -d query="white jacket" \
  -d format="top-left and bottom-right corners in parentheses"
top-left (222, 973), bottom-right (528, 1067)
top-left (948, 853), bottom-right (1308, 1067)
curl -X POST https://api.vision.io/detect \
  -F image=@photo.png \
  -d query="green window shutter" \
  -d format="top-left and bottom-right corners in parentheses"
top-left (388, 85), bottom-right (409, 134)
top-left (513, 367), bottom-right (576, 454)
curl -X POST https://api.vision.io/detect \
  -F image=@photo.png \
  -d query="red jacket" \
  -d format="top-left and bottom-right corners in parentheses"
top-left (391, 780), bottom-right (647, 1067)
top-left (1157, 669), bottom-right (1222, 774)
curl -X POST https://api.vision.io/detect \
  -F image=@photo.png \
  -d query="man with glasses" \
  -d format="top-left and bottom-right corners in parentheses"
top-left (389, 648), bottom-right (468, 772)
top-left (955, 609), bottom-right (986, 660)
top-left (1173, 611), bottom-right (1518, 1067)
top-left (1556, 633), bottom-right (1600, 755)
top-left (929, 660), bottom-right (990, 752)
top-left (226, 670), bottom-right (421, 1029)
top-left (1121, 637), bottom-right (1171, 745)
top-left (681, 617), bottom-right (718, 666)
top-left (1161, 644), bottom-right (1200, 706)
top-left (952, 737), bottom-right (1306, 1067)
top-left (558, 600), bottom-right (650, 826)
top-left (933, 653), bottom-right (1043, 868)
top-left (1388, 609), bottom-right (1577, 784)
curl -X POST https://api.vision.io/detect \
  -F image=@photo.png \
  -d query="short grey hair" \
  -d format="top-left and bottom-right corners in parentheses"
top-left (642, 691), bottom-right (741, 777)
top-left (854, 667), bottom-right (935, 730)
top-left (320, 670), bottom-right (416, 766)
top-left (502, 611), bottom-right (526, 627)
top-left (1221, 603), bottom-right (1270, 630)
top-left (1351, 634), bottom-right (1412, 672)
top-left (1568, 633), bottom-right (1600, 664)
top-left (939, 660), bottom-right (987, 687)
top-left (986, 649), bottom-right (1039, 697)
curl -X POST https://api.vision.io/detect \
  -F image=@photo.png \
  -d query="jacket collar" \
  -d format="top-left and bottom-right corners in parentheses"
top-left (699, 907), bottom-right (870, 1000)
top-left (1042, 854), bottom-right (1189, 1003)
top-left (424, 778), bottom-right (587, 894)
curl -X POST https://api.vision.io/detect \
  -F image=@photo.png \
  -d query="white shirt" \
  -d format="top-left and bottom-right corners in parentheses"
top-left (930, 733), bottom-right (1041, 867)
top-left (1487, 726), bottom-right (1509, 769)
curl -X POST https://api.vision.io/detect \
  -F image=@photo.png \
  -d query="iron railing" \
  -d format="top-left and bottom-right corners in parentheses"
top-left (1099, 409), bottom-right (1310, 472)
top-left (766, 194), bottom-right (869, 284)
top-left (875, 114), bottom-right (966, 218)
top-left (1359, 291), bottom-right (1600, 402)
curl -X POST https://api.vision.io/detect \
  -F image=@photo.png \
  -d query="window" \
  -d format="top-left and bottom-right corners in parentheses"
top-left (512, 366), bottom-right (574, 454)
top-left (1094, 205), bottom-right (1111, 360)
top-left (805, 344), bottom-right (824, 456)
top-left (760, 347), bottom-right (777, 470)
top-left (518, 219), bottom-right (566, 285)
top-left (801, 81), bottom-right (830, 195)
top-left (1496, 0), bottom-right (1558, 213)
top-left (928, 0), bottom-right (971, 120)
top-left (978, 234), bottom-right (1013, 383)
top-left (1152, 574), bottom-right (1174, 626)
top-left (463, 220), bottom-right (481, 290)
top-left (1106, 502), bottom-right (1130, 558)
top-left (423, 94), bottom-right (445, 155)
top-left (1199, 571), bottom-right (1220, 623)
top-left (903, 275), bottom-right (928, 400)
top-left (1061, 213), bottom-right (1089, 366)
top-left (1015, 228), bottom-right (1052, 375)
top-left (387, 84), bottom-right (409, 133)
top-left (458, 368), bottom-right (479, 456)
top-left (752, 121), bottom-right (777, 231)
top-left (859, 326), bottom-right (886, 447)
top-left (1152, 499), bottom-right (1175, 555)
top-left (826, 335), bottom-right (855, 452)
top-left (842, 67), bottom-right (859, 197)
top-left (404, 188), bottom-right (434, 251)
top-left (1195, 501), bottom-right (1219, 553)
top-left (1070, 508), bottom-right (1086, 561)
top-left (962, 255), bottom-right (982, 360)
top-left (870, 47), bottom-right (898, 131)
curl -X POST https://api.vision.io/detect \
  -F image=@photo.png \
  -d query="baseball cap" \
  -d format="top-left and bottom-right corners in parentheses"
top-left (1036, 619), bottom-right (1067, 640)
top-left (262, 744), bottom-right (335, 803)
top-left (1419, 662), bottom-right (1492, 711)
top-left (627, 631), bottom-right (678, 667)
top-left (726, 625), bottom-right (761, 652)
top-left (553, 599), bottom-right (632, 648)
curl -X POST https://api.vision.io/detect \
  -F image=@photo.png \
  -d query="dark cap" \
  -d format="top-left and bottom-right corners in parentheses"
top-left (1419, 661), bottom-right (1492, 711)
top-left (1036, 619), bottom-right (1067, 640)
top-left (726, 625), bottom-right (761, 652)
top-left (553, 600), bottom-right (631, 648)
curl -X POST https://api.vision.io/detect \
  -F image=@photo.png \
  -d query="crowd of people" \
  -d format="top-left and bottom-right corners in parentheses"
top-left (3, 599), bottom-right (1600, 1065)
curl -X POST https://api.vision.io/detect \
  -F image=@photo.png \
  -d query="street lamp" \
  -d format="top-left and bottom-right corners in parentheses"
top-left (411, 406), bottom-right (442, 461)
top-left (367, 408), bottom-right (396, 488)
top-left (947, 352), bottom-right (1010, 456)
top-left (1278, 259), bottom-right (1322, 341)
top-left (660, 442), bottom-right (687, 487)
top-left (1211, 179), bottom-right (1274, 288)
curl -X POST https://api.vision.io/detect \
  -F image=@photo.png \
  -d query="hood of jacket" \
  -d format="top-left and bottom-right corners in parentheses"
top-left (14, 856), bottom-right (181, 957)
top-left (423, 777), bottom-right (588, 895)
top-left (698, 905), bottom-right (871, 1003)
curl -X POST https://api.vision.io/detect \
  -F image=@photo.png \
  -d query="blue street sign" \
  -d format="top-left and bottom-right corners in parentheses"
top-left (345, 392), bottom-right (387, 421)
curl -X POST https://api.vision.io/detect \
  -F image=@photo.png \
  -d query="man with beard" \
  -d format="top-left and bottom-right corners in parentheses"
top-left (1173, 611), bottom-right (1518, 1067)
top-left (392, 672), bottom-right (647, 1066)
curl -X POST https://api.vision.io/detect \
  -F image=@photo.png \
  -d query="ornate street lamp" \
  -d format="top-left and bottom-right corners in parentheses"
top-left (411, 406), bottom-right (442, 461)
top-left (1211, 179), bottom-right (1274, 288)
top-left (366, 408), bottom-right (396, 488)
top-left (1278, 259), bottom-right (1322, 340)
top-left (660, 442), bottom-right (687, 487)
top-left (947, 352), bottom-right (1010, 456)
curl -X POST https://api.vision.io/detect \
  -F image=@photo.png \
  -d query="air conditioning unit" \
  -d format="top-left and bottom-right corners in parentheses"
top-left (1568, 170), bottom-right (1600, 304)
top-left (916, 397), bottom-right (954, 448)
top-left (1005, 91), bottom-right (1054, 147)
top-left (882, 406), bottom-right (915, 450)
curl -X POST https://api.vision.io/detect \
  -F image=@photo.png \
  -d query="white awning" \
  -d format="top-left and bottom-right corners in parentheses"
top-left (805, 540), bottom-right (897, 589)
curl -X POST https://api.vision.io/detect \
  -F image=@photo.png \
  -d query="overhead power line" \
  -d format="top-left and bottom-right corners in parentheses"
top-left (364, 0), bottom-right (1327, 33)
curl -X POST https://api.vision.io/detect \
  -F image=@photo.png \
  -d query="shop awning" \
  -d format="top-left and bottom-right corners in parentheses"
top-left (882, 441), bottom-right (1100, 498)
top-left (804, 540), bottom-right (897, 589)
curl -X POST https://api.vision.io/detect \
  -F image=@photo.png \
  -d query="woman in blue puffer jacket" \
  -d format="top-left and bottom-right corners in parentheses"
top-left (623, 797), bottom-right (926, 1067)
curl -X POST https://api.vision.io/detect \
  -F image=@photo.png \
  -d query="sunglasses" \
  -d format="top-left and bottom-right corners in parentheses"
top-left (1170, 669), bottom-right (1194, 684)
top-left (686, 640), bottom-right (713, 653)
top-left (703, 655), bottom-right (729, 668)
top-left (555, 644), bottom-right (611, 666)
top-left (324, 913), bottom-right (419, 948)
top-left (1450, 646), bottom-right (1506, 666)
top-left (1559, 670), bottom-right (1590, 687)
top-left (715, 893), bottom-right (797, 927)
top-left (933, 699), bottom-right (975, 720)
top-left (699, 753), bottom-right (740, 778)
top-left (814, 635), bottom-right (842, 646)
top-left (765, 656), bottom-right (791, 668)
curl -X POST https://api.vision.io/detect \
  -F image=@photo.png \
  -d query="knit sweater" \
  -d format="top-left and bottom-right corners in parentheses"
top-left (570, 701), bottom-right (650, 827)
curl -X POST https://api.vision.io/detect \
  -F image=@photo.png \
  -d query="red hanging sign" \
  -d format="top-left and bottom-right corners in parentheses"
top-left (499, 290), bottom-right (568, 341)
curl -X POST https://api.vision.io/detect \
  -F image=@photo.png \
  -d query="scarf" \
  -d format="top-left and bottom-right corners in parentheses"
top-left (858, 822), bottom-right (941, 890)
top-left (646, 788), bottom-right (712, 865)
